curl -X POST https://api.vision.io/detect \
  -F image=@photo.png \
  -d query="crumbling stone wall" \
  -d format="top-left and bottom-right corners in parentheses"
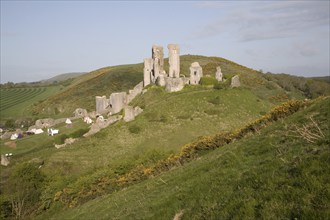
top-left (35, 118), bottom-right (55, 128)
top-left (74, 108), bottom-right (88, 118)
top-left (165, 78), bottom-right (184, 92)
top-left (109, 92), bottom-right (127, 114)
top-left (95, 96), bottom-right (109, 114)
top-left (127, 82), bottom-right (143, 104)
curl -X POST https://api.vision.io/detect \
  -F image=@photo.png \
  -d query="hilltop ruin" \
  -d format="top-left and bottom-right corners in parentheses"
top-left (143, 44), bottom-right (203, 92)
top-left (95, 43), bottom-right (237, 116)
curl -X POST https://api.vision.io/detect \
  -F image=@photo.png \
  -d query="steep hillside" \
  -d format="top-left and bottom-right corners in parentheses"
top-left (31, 64), bottom-right (143, 117)
top-left (38, 97), bottom-right (329, 220)
top-left (1, 83), bottom-right (277, 219)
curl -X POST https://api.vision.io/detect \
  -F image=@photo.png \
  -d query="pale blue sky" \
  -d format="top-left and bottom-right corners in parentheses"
top-left (1, 1), bottom-right (329, 83)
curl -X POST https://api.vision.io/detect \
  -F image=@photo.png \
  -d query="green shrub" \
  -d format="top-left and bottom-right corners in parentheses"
top-left (7, 163), bottom-right (45, 219)
top-left (139, 149), bottom-right (168, 166)
top-left (114, 161), bottom-right (135, 175)
top-left (5, 119), bottom-right (15, 129)
top-left (54, 134), bottom-right (69, 145)
top-left (144, 112), bottom-right (168, 123)
top-left (200, 77), bottom-right (218, 86)
top-left (223, 73), bottom-right (235, 81)
top-left (70, 128), bottom-right (89, 138)
top-left (213, 82), bottom-right (224, 90)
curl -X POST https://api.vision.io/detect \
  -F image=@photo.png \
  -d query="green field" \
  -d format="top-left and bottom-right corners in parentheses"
top-left (0, 86), bottom-right (63, 119)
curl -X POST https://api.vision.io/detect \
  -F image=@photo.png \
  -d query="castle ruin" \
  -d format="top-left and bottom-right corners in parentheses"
top-left (189, 62), bottom-right (203, 85)
top-left (215, 66), bottom-right (223, 82)
top-left (96, 43), bottom-right (207, 116)
top-left (168, 44), bottom-right (180, 78)
top-left (143, 44), bottom-right (202, 92)
top-left (152, 45), bottom-right (164, 82)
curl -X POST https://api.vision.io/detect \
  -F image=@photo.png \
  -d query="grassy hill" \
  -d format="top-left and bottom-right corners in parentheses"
top-left (0, 55), bottom-right (329, 219)
top-left (36, 97), bottom-right (329, 220)
top-left (40, 72), bottom-right (86, 84)
top-left (30, 64), bottom-right (143, 118)
top-left (29, 55), bottom-right (330, 118)
top-left (1, 55), bottom-right (329, 120)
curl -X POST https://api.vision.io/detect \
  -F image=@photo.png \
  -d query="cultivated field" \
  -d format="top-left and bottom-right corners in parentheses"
top-left (0, 86), bottom-right (63, 119)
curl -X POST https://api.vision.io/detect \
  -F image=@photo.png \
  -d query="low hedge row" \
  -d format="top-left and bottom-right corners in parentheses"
top-left (54, 128), bottom-right (89, 144)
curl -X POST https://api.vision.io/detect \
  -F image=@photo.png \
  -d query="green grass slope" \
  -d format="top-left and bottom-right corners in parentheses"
top-left (31, 64), bottom-right (143, 117)
top-left (1, 84), bottom-right (276, 219)
top-left (40, 86), bottom-right (273, 176)
top-left (42, 97), bottom-right (329, 220)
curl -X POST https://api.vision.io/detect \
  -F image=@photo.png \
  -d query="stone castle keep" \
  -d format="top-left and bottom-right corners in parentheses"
top-left (143, 44), bottom-right (181, 87)
top-left (144, 44), bottom-right (205, 92)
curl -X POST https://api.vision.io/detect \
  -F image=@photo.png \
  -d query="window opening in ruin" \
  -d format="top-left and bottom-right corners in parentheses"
top-left (194, 71), bottom-right (197, 76)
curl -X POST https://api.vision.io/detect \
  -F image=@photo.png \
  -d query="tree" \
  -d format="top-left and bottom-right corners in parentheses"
top-left (8, 163), bottom-right (45, 219)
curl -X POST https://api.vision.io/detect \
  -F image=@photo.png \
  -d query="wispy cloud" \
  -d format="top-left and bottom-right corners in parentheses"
top-left (193, 1), bottom-right (329, 42)
top-left (293, 42), bottom-right (319, 57)
top-left (193, 1), bottom-right (224, 9)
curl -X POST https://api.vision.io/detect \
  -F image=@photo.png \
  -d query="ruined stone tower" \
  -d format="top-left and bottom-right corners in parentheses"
top-left (215, 66), bottom-right (223, 82)
top-left (168, 44), bottom-right (180, 78)
top-left (143, 58), bottom-right (153, 87)
top-left (151, 45), bottom-right (164, 83)
top-left (95, 96), bottom-right (109, 114)
top-left (189, 62), bottom-right (203, 85)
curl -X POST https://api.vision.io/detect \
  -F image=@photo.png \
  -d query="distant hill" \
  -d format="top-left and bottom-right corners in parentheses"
top-left (308, 76), bottom-right (330, 83)
top-left (40, 72), bottom-right (86, 84)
